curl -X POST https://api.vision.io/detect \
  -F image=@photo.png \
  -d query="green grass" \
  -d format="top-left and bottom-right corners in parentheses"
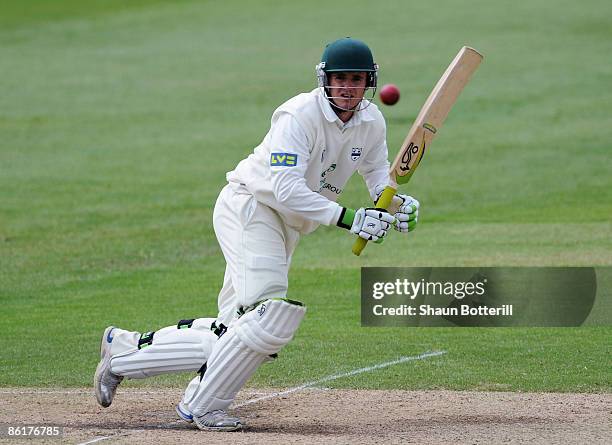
top-left (1, 0), bottom-right (611, 392)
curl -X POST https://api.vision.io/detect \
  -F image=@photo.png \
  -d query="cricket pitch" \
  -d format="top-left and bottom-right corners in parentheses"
top-left (1, 388), bottom-right (610, 444)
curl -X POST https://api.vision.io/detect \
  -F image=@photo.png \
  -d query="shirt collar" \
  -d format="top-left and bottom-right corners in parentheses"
top-left (315, 87), bottom-right (376, 127)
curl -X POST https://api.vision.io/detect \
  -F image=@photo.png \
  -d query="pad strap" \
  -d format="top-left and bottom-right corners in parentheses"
top-left (210, 321), bottom-right (227, 338)
top-left (241, 297), bottom-right (304, 316)
top-left (177, 319), bottom-right (195, 329)
top-left (138, 331), bottom-right (155, 349)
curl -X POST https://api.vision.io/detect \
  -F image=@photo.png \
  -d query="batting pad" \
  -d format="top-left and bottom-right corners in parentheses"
top-left (110, 318), bottom-right (217, 379)
top-left (186, 299), bottom-right (306, 415)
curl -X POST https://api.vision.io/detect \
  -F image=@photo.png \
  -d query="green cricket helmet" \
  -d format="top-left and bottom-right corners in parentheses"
top-left (316, 37), bottom-right (378, 111)
top-left (316, 37), bottom-right (378, 89)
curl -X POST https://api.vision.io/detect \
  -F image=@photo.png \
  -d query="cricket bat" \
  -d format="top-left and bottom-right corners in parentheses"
top-left (352, 46), bottom-right (483, 256)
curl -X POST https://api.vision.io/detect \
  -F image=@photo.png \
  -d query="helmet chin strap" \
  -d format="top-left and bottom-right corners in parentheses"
top-left (323, 87), bottom-right (377, 112)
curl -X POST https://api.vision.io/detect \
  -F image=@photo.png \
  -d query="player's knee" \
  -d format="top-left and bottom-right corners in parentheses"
top-left (238, 283), bottom-right (288, 310)
top-left (233, 298), bottom-right (306, 355)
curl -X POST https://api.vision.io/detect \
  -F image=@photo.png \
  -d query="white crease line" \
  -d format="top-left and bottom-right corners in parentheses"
top-left (74, 350), bottom-right (446, 445)
top-left (76, 430), bottom-right (144, 445)
top-left (234, 350), bottom-right (447, 408)
top-left (77, 436), bottom-right (113, 445)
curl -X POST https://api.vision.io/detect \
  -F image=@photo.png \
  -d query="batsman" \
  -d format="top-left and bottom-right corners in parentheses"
top-left (94, 37), bottom-right (420, 431)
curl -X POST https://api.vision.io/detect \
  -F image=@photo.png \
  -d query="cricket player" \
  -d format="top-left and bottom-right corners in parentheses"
top-left (94, 37), bottom-right (420, 431)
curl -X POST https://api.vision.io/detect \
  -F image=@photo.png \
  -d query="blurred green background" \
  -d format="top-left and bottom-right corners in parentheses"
top-left (1, 0), bottom-right (610, 391)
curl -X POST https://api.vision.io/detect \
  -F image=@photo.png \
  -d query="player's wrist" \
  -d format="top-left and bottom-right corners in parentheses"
top-left (336, 207), bottom-right (356, 230)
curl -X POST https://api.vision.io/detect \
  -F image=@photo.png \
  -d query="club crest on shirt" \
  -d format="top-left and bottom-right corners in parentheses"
top-left (350, 147), bottom-right (362, 161)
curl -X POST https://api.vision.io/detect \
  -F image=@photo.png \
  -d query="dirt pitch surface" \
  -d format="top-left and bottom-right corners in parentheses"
top-left (1, 388), bottom-right (610, 444)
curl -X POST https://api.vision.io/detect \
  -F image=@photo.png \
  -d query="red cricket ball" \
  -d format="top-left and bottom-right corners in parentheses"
top-left (379, 84), bottom-right (400, 106)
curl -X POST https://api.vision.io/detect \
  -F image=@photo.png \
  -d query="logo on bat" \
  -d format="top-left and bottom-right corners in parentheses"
top-left (399, 135), bottom-right (427, 172)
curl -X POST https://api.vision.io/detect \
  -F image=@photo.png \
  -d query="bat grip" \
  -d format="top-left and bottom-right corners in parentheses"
top-left (351, 186), bottom-right (397, 256)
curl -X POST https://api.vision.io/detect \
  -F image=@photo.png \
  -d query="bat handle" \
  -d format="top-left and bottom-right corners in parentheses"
top-left (351, 186), bottom-right (397, 256)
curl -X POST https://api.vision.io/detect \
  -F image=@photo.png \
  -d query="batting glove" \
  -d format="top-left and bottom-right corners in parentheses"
top-left (337, 207), bottom-right (395, 242)
top-left (393, 194), bottom-right (419, 233)
top-left (373, 185), bottom-right (420, 233)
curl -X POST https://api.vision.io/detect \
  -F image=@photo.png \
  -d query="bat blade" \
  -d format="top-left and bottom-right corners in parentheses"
top-left (352, 46), bottom-right (483, 256)
top-left (391, 46), bottom-right (483, 187)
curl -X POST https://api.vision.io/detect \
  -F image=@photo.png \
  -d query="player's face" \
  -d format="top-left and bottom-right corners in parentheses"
top-left (327, 72), bottom-right (368, 111)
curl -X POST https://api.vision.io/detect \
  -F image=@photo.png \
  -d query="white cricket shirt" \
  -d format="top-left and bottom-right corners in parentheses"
top-left (227, 87), bottom-right (390, 234)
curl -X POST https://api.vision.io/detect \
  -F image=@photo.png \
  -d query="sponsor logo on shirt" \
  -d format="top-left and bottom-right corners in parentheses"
top-left (318, 163), bottom-right (342, 195)
top-left (270, 152), bottom-right (298, 167)
top-left (351, 147), bottom-right (362, 161)
top-left (321, 163), bottom-right (336, 178)
top-left (320, 163), bottom-right (336, 188)
top-left (319, 182), bottom-right (343, 195)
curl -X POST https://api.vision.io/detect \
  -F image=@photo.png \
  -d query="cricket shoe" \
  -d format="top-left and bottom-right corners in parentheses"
top-left (94, 326), bottom-right (124, 407)
top-left (193, 410), bottom-right (242, 432)
top-left (175, 401), bottom-right (193, 423)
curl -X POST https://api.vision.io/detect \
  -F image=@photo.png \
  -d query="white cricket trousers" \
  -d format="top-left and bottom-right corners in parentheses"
top-left (108, 184), bottom-right (301, 378)
top-left (213, 183), bottom-right (301, 327)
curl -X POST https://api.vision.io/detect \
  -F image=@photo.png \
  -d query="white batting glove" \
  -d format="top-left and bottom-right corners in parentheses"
top-left (350, 208), bottom-right (396, 242)
top-left (393, 194), bottom-right (419, 233)
top-left (373, 185), bottom-right (419, 234)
